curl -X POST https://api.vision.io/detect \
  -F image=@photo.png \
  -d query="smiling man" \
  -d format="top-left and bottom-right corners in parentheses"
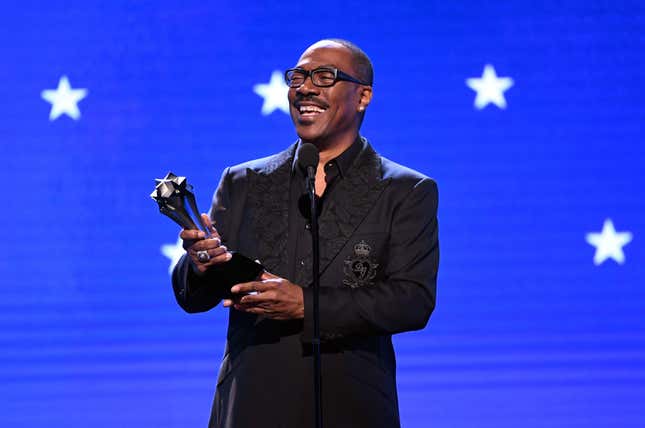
top-left (172, 39), bottom-right (439, 428)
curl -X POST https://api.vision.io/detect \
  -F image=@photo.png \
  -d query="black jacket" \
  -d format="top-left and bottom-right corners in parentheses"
top-left (172, 139), bottom-right (439, 428)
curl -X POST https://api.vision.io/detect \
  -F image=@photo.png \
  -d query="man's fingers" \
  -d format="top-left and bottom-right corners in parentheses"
top-left (193, 250), bottom-right (231, 267)
top-left (201, 213), bottom-right (220, 236)
top-left (261, 270), bottom-right (279, 280)
top-left (209, 246), bottom-right (228, 258)
top-left (190, 243), bottom-right (226, 257)
top-left (234, 304), bottom-right (264, 314)
top-left (231, 280), bottom-right (276, 294)
top-left (239, 290), bottom-right (277, 304)
top-left (207, 251), bottom-right (232, 265)
top-left (191, 237), bottom-right (222, 251)
top-left (180, 229), bottom-right (206, 240)
top-left (189, 245), bottom-right (227, 260)
top-left (180, 229), bottom-right (206, 251)
top-left (200, 213), bottom-right (212, 228)
top-left (201, 213), bottom-right (217, 234)
top-left (230, 281), bottom-right (261, 294)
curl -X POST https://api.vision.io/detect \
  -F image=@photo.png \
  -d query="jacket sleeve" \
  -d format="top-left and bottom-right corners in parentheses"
top-left (302, 178), bottom-right (439, 340)
top-left (171, 167), bottom-right (235, 313)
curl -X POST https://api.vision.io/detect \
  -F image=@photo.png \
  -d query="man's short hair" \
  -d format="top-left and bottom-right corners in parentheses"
top-left (327, 39), bottom-right (374, 86)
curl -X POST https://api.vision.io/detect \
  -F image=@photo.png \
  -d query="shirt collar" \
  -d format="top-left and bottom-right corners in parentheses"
top-left (292, 135), bottom-right (364, 178)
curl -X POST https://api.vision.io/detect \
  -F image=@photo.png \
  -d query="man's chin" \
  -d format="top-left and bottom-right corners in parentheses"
top-left (296, 126), bottom-right (324, 143)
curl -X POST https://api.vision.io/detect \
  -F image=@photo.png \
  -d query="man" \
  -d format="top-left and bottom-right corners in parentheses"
top-left (173, 39), bottom-right (439, 428)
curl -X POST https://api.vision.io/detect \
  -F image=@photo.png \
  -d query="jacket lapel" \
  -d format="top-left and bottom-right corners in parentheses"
top-left (245, 144), bottom-right (296, 276)
top-left (318, 142), bottom-right (391, 276)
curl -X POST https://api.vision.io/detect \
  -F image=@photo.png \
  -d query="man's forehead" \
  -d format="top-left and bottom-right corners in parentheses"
top-left (296, 41), bottom-right (353, 68)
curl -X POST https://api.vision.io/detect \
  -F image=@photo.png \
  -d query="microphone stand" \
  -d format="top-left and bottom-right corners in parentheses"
top-left (305, 165), bottom-right (323, 428)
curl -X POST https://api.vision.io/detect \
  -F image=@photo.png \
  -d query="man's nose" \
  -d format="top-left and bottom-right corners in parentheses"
top-left (296, 75), bottom-right (319, 95)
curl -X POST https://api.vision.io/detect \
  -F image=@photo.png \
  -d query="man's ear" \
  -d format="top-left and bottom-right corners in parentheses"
top-left (357, 86), bottom-right (373, 112)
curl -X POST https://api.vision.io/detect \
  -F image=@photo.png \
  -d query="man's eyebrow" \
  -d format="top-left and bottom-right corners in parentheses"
top-left (294, 64), bottom-right (337, 69)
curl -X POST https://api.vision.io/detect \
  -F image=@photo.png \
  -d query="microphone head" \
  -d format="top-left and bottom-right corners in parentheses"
top-left (297, 143), bottom-right (319, 171)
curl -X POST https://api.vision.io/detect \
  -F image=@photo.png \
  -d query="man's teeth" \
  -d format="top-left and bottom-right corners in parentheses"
top-left (299, 105), bottom-right (325, 114)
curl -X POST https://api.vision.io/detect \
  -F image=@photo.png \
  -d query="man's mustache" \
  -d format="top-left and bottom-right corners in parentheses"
top-left (294, 95), bottom-right (329, 109)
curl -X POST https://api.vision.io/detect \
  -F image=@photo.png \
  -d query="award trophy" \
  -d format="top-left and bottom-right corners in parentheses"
top-left (151, 172), bottom-right (264, 296)
top-left (150, 172), bottom-right (212, 236)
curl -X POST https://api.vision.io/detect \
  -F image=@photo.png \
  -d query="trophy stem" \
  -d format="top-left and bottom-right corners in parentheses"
top-left (186, 192), bottom-right (211, 237)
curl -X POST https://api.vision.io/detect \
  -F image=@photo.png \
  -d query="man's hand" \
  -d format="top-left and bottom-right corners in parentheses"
top-left (224, 271), bottom-right (305, 320)
top-left (180, 213), bottom-right (232, 273)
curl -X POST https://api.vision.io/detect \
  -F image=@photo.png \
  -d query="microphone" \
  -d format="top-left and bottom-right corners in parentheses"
top-left (297, 143), bottom-right (319, 196)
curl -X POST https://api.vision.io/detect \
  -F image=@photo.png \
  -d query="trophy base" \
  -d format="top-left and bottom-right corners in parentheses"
top-left (191, 252), bottom-right (265, 299)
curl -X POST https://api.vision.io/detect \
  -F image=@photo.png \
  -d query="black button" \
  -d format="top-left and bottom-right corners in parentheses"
top-left (305, 223), bottom-right (311, 230)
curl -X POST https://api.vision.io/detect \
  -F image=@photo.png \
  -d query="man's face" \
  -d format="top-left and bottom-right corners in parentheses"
top-left (288, 42), bottom-right (367, 146)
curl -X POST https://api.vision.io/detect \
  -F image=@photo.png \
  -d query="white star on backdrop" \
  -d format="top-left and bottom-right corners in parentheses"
top-left (41, 76), bottom-right (88, 120)
top-left (466, 65), bottom-right (514, 110)
top-left (586, 219), bottom-right (633, 265)
top-left (161, 238), bottom-right (185, 275)
top-left (253, 70), bottom-right (290, 115)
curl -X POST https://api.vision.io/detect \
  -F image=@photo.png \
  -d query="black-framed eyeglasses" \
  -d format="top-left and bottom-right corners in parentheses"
top-left (284, 67), bottom-right (370, 88)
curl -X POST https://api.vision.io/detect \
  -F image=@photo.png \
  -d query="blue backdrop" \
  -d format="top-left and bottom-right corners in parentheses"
top-left (1, 1), bottom-right (644, 427)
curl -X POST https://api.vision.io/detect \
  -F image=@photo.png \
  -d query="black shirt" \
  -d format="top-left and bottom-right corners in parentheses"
top-left (286, 137), bottom-right (363, 284)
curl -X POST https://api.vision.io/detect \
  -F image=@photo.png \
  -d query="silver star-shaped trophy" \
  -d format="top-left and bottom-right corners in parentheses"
top-left (151, 172), bottom-right (265, 297)
top-left (150, 172), bottom-right (211, 237)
